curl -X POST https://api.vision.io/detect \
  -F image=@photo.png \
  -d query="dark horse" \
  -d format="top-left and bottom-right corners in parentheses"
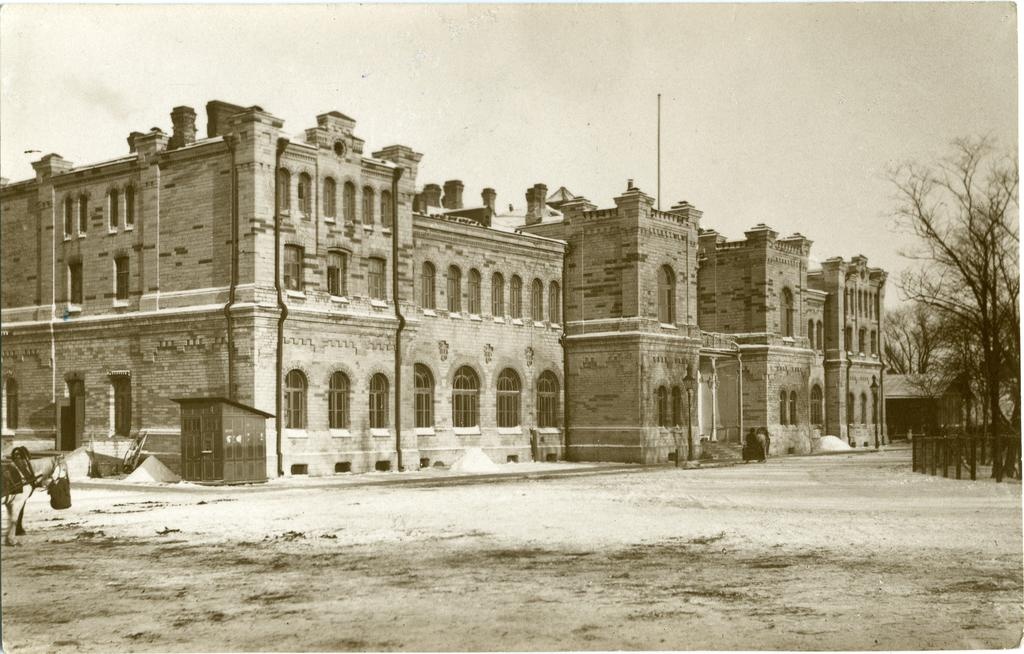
top-left (743, 428), bottom-right (771, 463)
top-left (2, 447), bottom-right (68, 546)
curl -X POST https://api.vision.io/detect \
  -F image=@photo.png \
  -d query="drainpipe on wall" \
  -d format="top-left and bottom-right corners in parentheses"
top-left (274, 137), bottom-right (290, 477)
top-left (559, 243), bottom-right (571, 460)
top-left (391, 166), bottom-right (405, 471)
top-left (49, 185), bottom-right (58, 449)
top-left (222, 135), bottom-right (238, 400)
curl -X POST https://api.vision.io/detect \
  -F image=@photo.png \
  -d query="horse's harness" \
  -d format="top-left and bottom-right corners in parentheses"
top-left (4, 451), bottom-right (65, 492)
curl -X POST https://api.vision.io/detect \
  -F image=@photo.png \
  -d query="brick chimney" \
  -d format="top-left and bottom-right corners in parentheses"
top-left (422, 184), bottom-right (442, 208)
top-left (482, 188), bottom-right (497, 213)
top-left (442, 180), bottom-right (464, 210)
top-left (126, 131), bottom-right (145, 153)
top-left (205, 100), bottom-right (247, 138)
top-left (168, 106), bottom-right (197, 150)
top-left (31, 153), bottom-right (74, 180)
top-left (525, 183), bottom-right (548, 226)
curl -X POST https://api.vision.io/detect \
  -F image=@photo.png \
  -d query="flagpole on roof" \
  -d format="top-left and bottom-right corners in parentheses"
top-left (657, 93), bottom-right (661, 211)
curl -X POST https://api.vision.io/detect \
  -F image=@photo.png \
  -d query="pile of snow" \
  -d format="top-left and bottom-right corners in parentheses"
top-left (814, 435), bottom-right (853, 453)
top-left (125, 455), bottom-right (180, 483)
top-left (449, 447), bottom-right (500, 473)
top-left (64, 447), bottom-right (93, 481)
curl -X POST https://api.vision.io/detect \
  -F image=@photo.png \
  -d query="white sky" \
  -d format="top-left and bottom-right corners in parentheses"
top-left (0, 4), bottom-right (1017, 305)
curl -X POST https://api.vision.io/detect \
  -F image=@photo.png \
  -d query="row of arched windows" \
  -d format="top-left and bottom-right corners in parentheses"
top-left (283, 366), bottom-right (560, 431)
top-left (419, 264), bottom-right (561, 323)
top-left (654, 385), bottom-right (688, 427)
top-left (845, 287), bottom-right (879, 319)
top-left (806, 319), bottom-right (825, 352)
top-left (62, 187), bottom-right (135, 238)
top-left (846, 391), bottom-right (877, 425)
top-left (780, 385), bottom-right (826, 427)
top-left (843, 326), bottom-right (878, 355)
top-left (278, 170), bottom-right (392, 227)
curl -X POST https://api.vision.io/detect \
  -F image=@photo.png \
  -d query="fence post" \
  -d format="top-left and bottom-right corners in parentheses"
top-left (930, 439), bottom-right (937, 476)
top-left (955, 439), bottom-right (961, 480)
top-left (942, 439), bottom-right (949, 478)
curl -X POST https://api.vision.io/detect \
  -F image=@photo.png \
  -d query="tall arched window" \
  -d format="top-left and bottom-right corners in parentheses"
top-left (810, 385), bottom-right (823, 426)
top-left (858, 328), bottom-right (867, 354)
top-left (468, 269), bottom-right (481, 314)
top-left (4, 378), bottom-right (18, 430)
top-left (656, 386), bottom-right (669, 427)
top-left (63, 197), bottom-right (74, 238)
top-left (491, 273), bottom-right (505, 317)
top-left (860, 393), bottom-right (868, 425)
top-left (323, 177), bottom-right (337, 218)
top-left (452, 366), bottom-right (480, 428)
top-left (789, 391), bottom-right (798, 426)
top-left (381, 190), bottom-right (393, 228)
top-left (285, 370), bottom-right (307, 429)
top-left (78, 195), bottom-right (89, 234)
top-left (362, 186), bottom-right (375, 225)
top-left (531, 279), bottom-right (544, 322)
top-left (548, 281), bottom-right (561, 324)
top-left (847, 392), bottom-right (855, 425)
top-left (328, 371), bottom-right (350, 429)
top-left (420, 262), bottom-right (436, 309)
top-left (779, 389), bottom-right (788, 426)
top-left (496, 369), bottom-right (521, 428)
top-left (807, 319), bottom-right (815, 349)
top-left (657, 265), bottom-right (676, 324)
top-left (447, 266), bottom-right (462, 313)
top-left (108, 188), bottom-right (120, 230)
top-left (537, 371), bottom-right (559, 428)
top-left (277, 169), bottom-right (291, 211)
top-left (125, 185), bottom-right (135, 227)
top-left (781, 288), bottom-right (794, 337)
top-left (816, 321), bottom-right (824, 352)
top-left (369, 373), bottom-right (389, 429)
top-left (343, 182), bottom-right (356, 223)
top-left (298, 173), bottom-right (312, 215)
top-left (414, 364), bottom-right (434, 429)
top-left (671, 386), bottom-right (683, 427)
top-left (870, 330), bottom-right (877, 355)
top-left (510, 275), bottom-right (523, 319)
top-left (845, 326), bottom-right (853, 352)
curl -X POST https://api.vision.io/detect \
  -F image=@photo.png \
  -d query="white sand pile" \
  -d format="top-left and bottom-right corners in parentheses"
top-left (64, 447), bottom-right (93, 480)
top-left (814, 435), bottom-right (853, 453)
top-left (449, 447), bottom-right (500, 473)
top-left (125, 455), bottom-right (180, 483)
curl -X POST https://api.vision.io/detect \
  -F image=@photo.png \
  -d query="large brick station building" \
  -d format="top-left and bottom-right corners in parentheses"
top-left (0, 100), bottom-right (888, 475)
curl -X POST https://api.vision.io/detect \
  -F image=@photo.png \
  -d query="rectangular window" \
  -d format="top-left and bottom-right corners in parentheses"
top-left (284, 245), bottom-right (304, 292)
top-left (327, 251), bottom-right (347, 297)
top-left (69, 262), bottom-right (83, 305)
top-left (368, 257), bottom-right (386, 300)
top-left (114, 256), bottom-right (129, 301)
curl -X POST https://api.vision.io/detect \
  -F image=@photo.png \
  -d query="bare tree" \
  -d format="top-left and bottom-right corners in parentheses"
top-left (890, 137), bottom-right (1019, 477)
top-left (882, 303), bottom-right (942, 375)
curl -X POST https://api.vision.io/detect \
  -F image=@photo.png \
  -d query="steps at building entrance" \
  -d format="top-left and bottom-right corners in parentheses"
top-left (700, 440), bottom-right (743, 462)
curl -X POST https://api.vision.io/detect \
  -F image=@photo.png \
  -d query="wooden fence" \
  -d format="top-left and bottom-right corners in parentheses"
top-left (912, 435), bottom-right (1022, 482)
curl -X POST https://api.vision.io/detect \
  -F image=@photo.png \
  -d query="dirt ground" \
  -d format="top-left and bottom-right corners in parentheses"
top-left (2, 447), bottom-right (1021, 652)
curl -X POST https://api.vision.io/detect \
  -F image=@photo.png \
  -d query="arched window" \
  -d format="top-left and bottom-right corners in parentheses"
top-left (548, 281), bottom-right (561, 324)
top-left (789, 391), bottom-right (798, 426)
top-left (125, 185), bottom-right (135, 227)
top-left (810, 385), bottom-right (823, 426)
top-left (491, 273), bottom-right (505, 317)
top-left (343, 182), bottom-right (356, 223)
top-left (779, 389), bottom-right (788, 426)
top-left (369, 373), bottom-right (389, 429)
top-left (63, 197), bottom-right (74, 238)
top-left (323, 177), bottom-right (337, 218)
top-left (298, 173), bottom-right (312, 215)
top-left (860, 393), bottom-right (868, 425)
top-left (858, 328), bottom-right (866, 354)
top-left (78, 195), bottom-right (89, 234)
top-left (847, 392), bottom-right (855, 425)
top-left (108, 188), bottom-right (120, 230)
top-left (496, 369), bottom-right (521, 428)
top-left (816, 321), bottom-right (824, 352)
top-left (452, 366), bottom-right (480, 428)
top-left (468, 269), bottom-right (481, 315)
top-left (362, 186), bottom-right (375, 225)
top-left (4, 378), bottom-right (18, 430)
top-left (420, 262), bottom-right (436, 309)
top-left (112, 375), bottom-right (132, 436)
top-left (656, 386), bottom-right (669, 427)
top-left (277, 169), bottom-right (291, 211)
top-left (510, 275), bottom-right (523, 319)
top-left (381, 190), bottom-right (393, 229)
top-left (414, 364), bottom-right (434, 429)
top-left (328, 371), bottom-right (350, 429)
top-left (657, 265), bottom-right (676, 324)
top-left (537, 371), bottom-right (559, 428)
top-left (447, 266), bottom-right (462, 313)
top-left (781, 288), bottom-right (794, 337)
top-left (870, 330), bottom-right (877, 355)
top-left (530, 279), bottom-right (544, 322)
top-left (285, 370), bottom-right (307, 429)
top-left (807, 319), bottom-right (815, 349)
top-left (845, 326), bottom-right (853, 352)
top-left (672, 386), bottom-right (683, 427)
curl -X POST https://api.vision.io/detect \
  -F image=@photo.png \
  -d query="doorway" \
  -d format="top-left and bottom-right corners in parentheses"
top-left (60, 379), bottom-right (85, 451)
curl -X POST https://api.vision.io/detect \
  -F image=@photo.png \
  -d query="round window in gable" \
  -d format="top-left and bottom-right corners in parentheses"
top-left (333, 140), bottom-right (347, 157)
